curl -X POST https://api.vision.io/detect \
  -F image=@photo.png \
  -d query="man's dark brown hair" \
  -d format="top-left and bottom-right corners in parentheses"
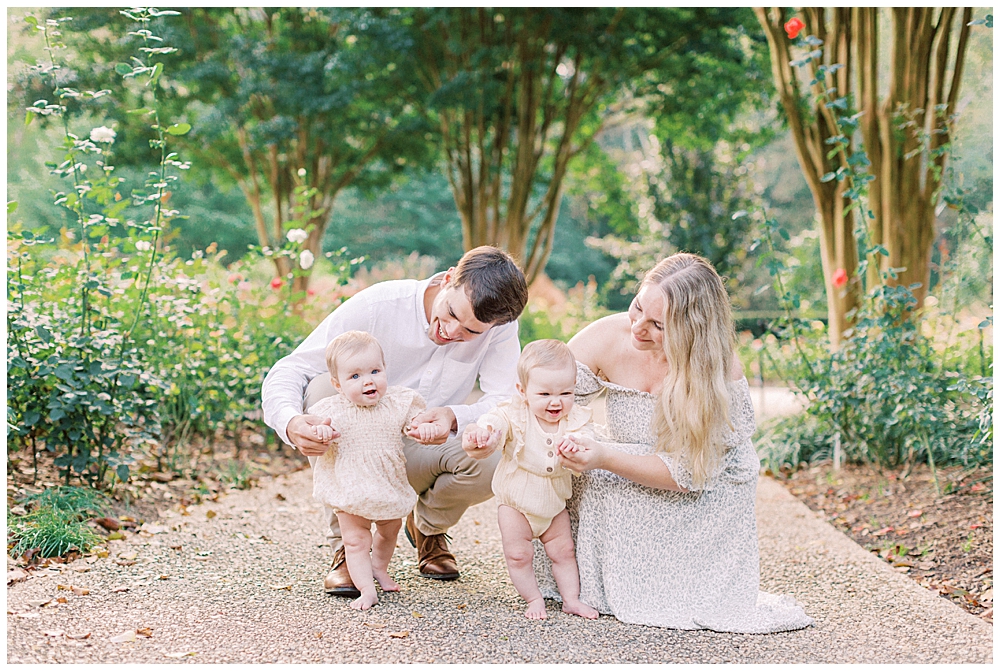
top-left (451, 246), bottom-right (528, 326)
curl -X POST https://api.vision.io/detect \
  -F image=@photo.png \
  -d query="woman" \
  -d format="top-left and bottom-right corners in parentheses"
top-left (535, 253), bottom-right (812, 632)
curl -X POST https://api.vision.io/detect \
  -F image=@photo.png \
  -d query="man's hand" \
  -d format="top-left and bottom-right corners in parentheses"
top-left (462, 425), bottom-right (502, 459)
top-left (286, 414), bottom-right (340, 456)
top-left (556, 432), bottom-right (605, 473)
top-left (406, 406), bottom-right (457, 445)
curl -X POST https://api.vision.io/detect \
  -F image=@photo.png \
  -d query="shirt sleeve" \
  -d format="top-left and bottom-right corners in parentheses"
top-left (261, 292), bottom-right (373, 445)
top-left (447, 320), bottom-right (521, 434)
top-left (476, 406), bottom-right (514, 456)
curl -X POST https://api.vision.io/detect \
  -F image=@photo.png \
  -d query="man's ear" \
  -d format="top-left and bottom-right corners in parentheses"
top-left (442, 267), bottom-right (456, 286)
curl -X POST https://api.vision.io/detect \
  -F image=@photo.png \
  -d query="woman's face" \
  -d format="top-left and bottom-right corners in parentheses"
top-left (627, 285), bottom-right (665, 352)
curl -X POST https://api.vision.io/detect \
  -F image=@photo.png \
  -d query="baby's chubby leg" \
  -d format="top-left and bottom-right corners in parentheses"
top-left (371, 518), bottom-right (402, 592)
top-left (497, 504), bottom-right (548, 619)
top-left (540, 510), bottom-right (598, 620)
top-left (337, 512), bottom-right (378, 610)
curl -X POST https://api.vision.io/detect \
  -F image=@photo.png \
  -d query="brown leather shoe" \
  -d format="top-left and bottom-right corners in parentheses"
top-left (404, 511), bottom-right (460, 580)
top-left (323, 546), bottom-right (361, 598)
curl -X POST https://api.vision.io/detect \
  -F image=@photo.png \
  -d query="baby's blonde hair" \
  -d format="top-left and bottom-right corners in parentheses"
top-left (645, 253), bottom-right (736, 490)
top-left (517, 339), bottom-right (576, 389)
top-left (325, 330), bottom-right (385, 379)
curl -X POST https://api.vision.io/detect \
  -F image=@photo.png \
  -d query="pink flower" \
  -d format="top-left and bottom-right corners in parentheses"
top-left (270, 277), bottom-right (284, 290)
top-left (227, 273), bottom-right (243, 284)
top-left (307, 288), bottom-right (316, 296)
top-left (832, 268), bottom-right (848, 288)
top-left (784, 17), bottom-right (804, 39)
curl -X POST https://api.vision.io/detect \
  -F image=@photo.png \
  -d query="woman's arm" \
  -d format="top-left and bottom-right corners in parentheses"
top-left (558, 434), bottom-right (688, 492)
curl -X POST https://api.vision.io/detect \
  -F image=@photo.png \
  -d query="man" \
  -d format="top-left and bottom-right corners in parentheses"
top-left (262, 246), bottom-right (528, 597)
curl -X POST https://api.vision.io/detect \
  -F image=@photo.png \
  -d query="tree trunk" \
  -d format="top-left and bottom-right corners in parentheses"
top-left (756, 7), bottom-right (972, 345)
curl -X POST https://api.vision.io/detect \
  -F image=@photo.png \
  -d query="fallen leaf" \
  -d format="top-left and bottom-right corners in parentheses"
top-left (150, 472), bottom-right (174, 483)
top-left (112, 587), bottom-right (130, 593)
top-left (110, 630), bottom-right (136, 643)
top-left (411, 611), bottom-right (424, 618)
top-left (363, 622), bottom-right (387, 629)
top-left (979, 588), bottom-right (993, 604)
top-left (205, 510), bottom-right (217, 519)
top-left (456, 604), bottom-right (467, 609)
top-left (388, 631), bottom-right (409, 639)
top-left (907, 510), bottom-right (923, 518)
top-left (158, 575), bottom-right (170, 581)
top-left (29, 599), bottom-right (52, 608)
top-left (72, 586), bottom-right (90, 596)
top-left (871, 526), bottom-right (894, 537)
top-left (169, 544), bottom-right (182, 551)
top-left (56, 584), bottom-right (72, 591)
top-left (118, 552), bottom-right (138, 561)
top-left (136, 627), bottom-right (153, 637)
top-left (268, 584), bottom-right (292, 590)
top-left (95, 549), bottom-right (109, 558)
top-left (164, 651), bottom-right (197, 659)
top-left (56, 597), bottom-right (68, 604)
top-left (970, 483), bottom-right (985, 492)
top-left (66, 632), bottom-right (91, 640)
top-left (107, 532), bottom-right (125, 541)
top-left (970, 523), bottom-right (985, 530)
top-left (94, 517), bottom-right (121, 531)
top-left (275, 493), bottom-right (286, 501)
top-left (138, 524), bottom-right (168, 535)
top-left (314, 632), bottom-right (323, 639)
top-left (7, 568), bottom-right (29, 585)
top-left (42, 630), bottom-right (64, 637)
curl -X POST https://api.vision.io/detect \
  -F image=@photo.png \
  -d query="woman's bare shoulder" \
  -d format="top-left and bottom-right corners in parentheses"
top-left (568, 313), bottom-right (630, 370)
top-left (729, 351), bottom-right (746, 381)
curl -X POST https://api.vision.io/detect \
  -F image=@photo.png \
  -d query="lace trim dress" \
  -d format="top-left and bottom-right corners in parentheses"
top-left (307, 386), bottom-right (422, 521)
top-left (533, 362), bottom-right (813, 633)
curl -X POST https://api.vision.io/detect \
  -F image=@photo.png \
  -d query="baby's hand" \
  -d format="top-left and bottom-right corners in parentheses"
top-left (556, 435), bottom-right (581, 454)
top-left (462, 425), bottom-right (501, 458)
top-left (410, 422), bottom-right (445, 444)
top-left (312, 423), bottom-right (336, 444)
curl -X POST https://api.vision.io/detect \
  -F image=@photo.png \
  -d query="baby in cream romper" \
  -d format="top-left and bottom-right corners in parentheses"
top-left (306, 331), bottom-right (438, 611)
top-left (463, 339), bottom-right (599, 620)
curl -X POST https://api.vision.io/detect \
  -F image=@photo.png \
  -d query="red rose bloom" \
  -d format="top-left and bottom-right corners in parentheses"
top-left (270, 277), bottom-right (284, 290)
top-left (784, 17), bottom-right (804, 39)
top-left (832, 268), bottom-right (848, 288)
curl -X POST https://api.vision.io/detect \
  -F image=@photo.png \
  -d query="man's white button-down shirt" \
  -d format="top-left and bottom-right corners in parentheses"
top-left (261, 274), bottom-right (521, 445)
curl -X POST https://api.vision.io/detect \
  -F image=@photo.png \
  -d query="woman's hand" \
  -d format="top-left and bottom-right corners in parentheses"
top-left (556, 432), bottom-right (607, 473)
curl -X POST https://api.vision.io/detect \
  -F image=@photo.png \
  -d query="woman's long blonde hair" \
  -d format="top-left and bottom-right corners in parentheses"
top-left (646, 254), bottom-right (736, 489)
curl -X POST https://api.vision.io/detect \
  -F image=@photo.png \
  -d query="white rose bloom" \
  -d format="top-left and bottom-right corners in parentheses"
top-left (299, 250), bottom-right (315, 270)
top-left (286, 228), bottom-right (308, 244)
top-left (90, 126), bottom-right (117, 143)
top-left (135, 240), bottom-right (152, 251)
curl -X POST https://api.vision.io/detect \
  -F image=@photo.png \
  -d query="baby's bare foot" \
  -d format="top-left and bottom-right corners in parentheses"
top-left (524, 598), bottom-right (548, 620)
top-left (373, 571), bottom-right (400, 592)
top-left (351, 592), bottom-right (378, 611)
top-left (562, 599), bottom-right (599, 620)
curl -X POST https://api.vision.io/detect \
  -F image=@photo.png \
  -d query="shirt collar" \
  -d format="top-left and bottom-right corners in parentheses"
top-left (416, 272), bottom-right (446, 334)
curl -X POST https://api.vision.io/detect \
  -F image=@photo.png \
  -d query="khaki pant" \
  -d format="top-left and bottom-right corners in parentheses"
top-left (304, 375), bottom-right (500, 554)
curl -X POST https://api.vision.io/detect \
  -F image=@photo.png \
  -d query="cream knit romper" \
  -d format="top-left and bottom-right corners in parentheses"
top-left (479, 398), bottom-right (593, 538)
top-left (308, 386), bottom-right (423, 521)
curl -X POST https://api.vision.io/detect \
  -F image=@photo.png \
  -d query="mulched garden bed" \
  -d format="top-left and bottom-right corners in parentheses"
top-left (771, 462), bottom-right (993, 623)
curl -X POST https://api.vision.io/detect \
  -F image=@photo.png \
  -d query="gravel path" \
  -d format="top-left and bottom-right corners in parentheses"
top-left (7, 465), bottom-right (992, 663)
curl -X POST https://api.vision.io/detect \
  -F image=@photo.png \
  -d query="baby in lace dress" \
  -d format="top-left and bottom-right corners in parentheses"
top-left (306, 330), bottom-right (439, 610)
top-left (462, 339), bottom-right (599, 620)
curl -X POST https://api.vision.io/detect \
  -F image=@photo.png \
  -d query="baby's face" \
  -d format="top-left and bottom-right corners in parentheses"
top-left (333, 345), bottom-right (388, 407)
top-left (519, 364), bottom-right (576, 427)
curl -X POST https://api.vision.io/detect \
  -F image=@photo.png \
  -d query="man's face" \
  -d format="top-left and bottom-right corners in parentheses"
top-left (427, 277), bottom-right (493, 346)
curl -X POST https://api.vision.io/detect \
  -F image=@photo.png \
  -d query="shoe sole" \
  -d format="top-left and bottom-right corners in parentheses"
top-left (325, 586), bottom-right (361, 598)
top-left (419, 571), bottom-right (460, 581)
